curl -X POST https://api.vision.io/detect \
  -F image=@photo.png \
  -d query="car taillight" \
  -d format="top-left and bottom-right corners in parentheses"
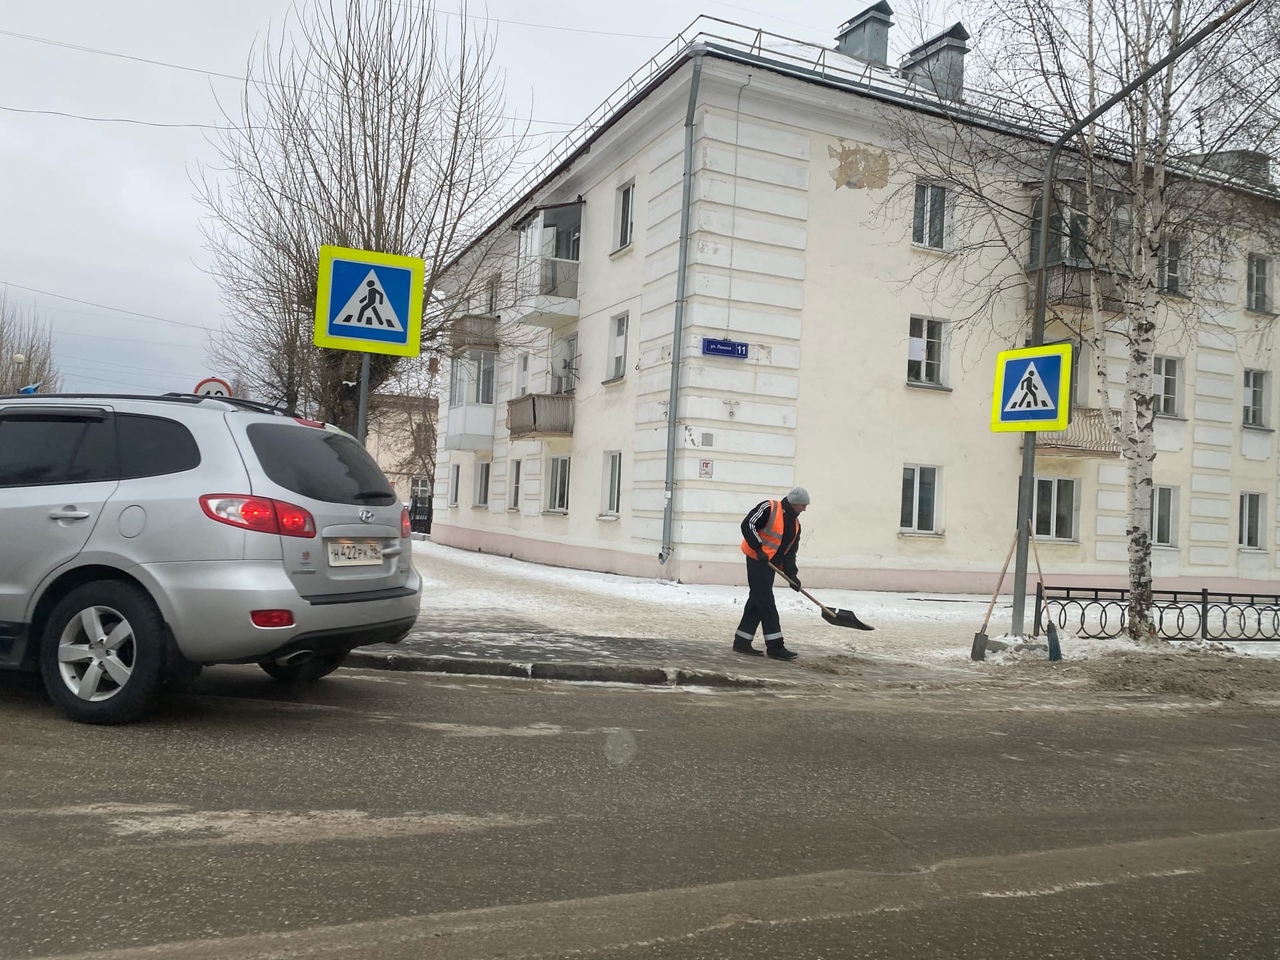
top-left (401, 507), bottom-right (411, 539)
top-left (200, 495), bottom-right (317, 539)
top-left (251, 610), bottom-right (294, 628)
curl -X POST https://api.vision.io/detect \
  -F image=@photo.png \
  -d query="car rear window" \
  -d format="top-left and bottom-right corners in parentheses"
top-left (246, 423), bottom-right (396, 505)
top-left (117, 415), bottom-right (201, 479)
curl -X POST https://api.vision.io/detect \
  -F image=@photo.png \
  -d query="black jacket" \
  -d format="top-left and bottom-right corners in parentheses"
top-left (741, 498), bottom-right (801, 574)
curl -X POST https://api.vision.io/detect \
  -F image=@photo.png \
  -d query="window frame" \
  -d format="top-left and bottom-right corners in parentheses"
top-left (509, 459), bottom-right (521, 511)
top-left (1247, 255), bottom-right (1270, 313)
top-left (603, 451), bottom-right (622, 517)
top-left (899, 464), bottom-right (940, 534)
top-left (472, 350), bottom-right (496, 405)
top-left (1152, 485), bottom-right (1178, 547)
top-left (1158, 238), bottom-right (1183, 295)
top-left (1153, 355), bottom-right (1181, 418)
top-left (1033, 476), bottom-right (1078, 542)
top-left (547, 456), bottom-right (571, 513)
top-left (475, 461), bottom-right (491, 508)
top-left (516, 353), bottom-right (529, 397)
top-left (552, 333), bottom-right (578, 396)
top-left (448, 356), bottom-right (465, 408)
top-left (448, 464), bottom-right (461, 507)
top-left (1243, 369), bottom-right (1268, 428)
top-left (614, 181), bottom-right (636, 251)
top-left (607, 313), bottom-right (629, 382)
top-left (906, 316), bottom-right (945, 386)
top-left (1239, 492), bottom-right (1264, 549)
top-left (912, 181), bottom-right (949, 250)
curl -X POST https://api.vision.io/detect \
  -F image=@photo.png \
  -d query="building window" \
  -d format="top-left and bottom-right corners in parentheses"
top-left (1152, 485), bottom-right (1177, 547)
top-left (516, 354), bottom-right (529, 397)
top-left (912, 182), bottom-right (948, 249)
top-left (603, 451), bottom-right (622, 516)
top-left (1154, 356), bottom-right (1180, 417)
top-left (451, 351), bottom-right (495, 406)
top-left (900, 465), bottom-right (938, 533)
top-left (548, 456), bottom-right (571, 512)
top-left (1158, 239), bottom-right (1182, 295)
top-left (1243, 369), bottom-right (1267, 427)
top-left (1247, 255), bottom-right (1271, 313)
top-left (485, 274), bottom-right (500, 314)
top-left (1029, 191), bottom-right (1088, 266)
top-left (509, 460), bottom-right (521, 511)
top-left (552, 333), bottom-right (578, 395)
top-left (475, 462), bottom-right (490, 507)
top-left (472, 351), bottom-right (495, 405)
top-left (615, 181), bottom-right (635, 250)
top-left (906, 317), bottom-right (944, 385)
top-left (1034, 477), bottom-right (1077, 541)
top-left (1240, 492), bottom-right (1264, 549)
top-left (607, 314), bottom-right (628, 381)
top-left (448, 464), bottom-right (460, 507)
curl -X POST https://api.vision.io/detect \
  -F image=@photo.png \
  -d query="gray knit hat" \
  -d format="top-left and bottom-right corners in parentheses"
top-left (785, 486), bottom-right (811, 506)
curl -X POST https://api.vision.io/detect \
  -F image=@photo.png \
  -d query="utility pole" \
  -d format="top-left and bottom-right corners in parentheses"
top-left (1010, 0), bottom-right (1262, 636)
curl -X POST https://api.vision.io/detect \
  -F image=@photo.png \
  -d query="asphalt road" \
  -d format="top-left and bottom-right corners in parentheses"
top-left (1, 666), bottom-right (1278, 959)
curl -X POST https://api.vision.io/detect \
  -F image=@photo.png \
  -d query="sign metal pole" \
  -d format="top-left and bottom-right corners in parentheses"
top-left (357, 352), bottom-right (371, 445)
top-left (1007, 0), bottom-right (1257, 637)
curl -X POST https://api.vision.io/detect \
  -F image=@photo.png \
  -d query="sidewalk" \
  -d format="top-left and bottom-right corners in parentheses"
top-left (349, 541), bottom-right (1016, 691)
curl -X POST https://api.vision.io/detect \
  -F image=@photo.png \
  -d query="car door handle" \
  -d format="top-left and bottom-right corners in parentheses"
top-left (49, 508), bottom-right (91, 520)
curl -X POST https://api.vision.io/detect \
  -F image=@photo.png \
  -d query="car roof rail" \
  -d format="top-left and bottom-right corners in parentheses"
top-left (1, 392), bottom-right (204, 404)
top-left (160, 391), bottom-right (307, 419)
top-left (161, 393), bottom-right (305, 418)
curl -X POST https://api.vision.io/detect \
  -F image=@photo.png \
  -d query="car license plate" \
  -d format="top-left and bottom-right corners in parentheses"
top-left (328, 541), bottom-right (383, 566)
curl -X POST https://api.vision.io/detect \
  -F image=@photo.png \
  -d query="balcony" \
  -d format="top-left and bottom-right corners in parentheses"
top-left (1026, 261), bottom-right (1125, 313)
top-left (1031, 407), bottom-right (1120, 458)
top-left (510, 203), bottom-right (582, 329)
top-left (507, 393), bottom-right (574, 439)
top-left (449, 314), bottom-right (499, 354)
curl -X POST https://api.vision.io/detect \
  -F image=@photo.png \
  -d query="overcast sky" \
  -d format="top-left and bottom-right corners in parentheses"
top-left (0, 0), bottom-right (951, 396)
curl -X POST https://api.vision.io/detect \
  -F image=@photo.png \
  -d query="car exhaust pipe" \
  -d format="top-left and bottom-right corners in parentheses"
top-left (277, 650), bottom-right (314, 667)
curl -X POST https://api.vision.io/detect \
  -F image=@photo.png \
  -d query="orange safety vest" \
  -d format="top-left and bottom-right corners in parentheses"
top-left (741, 499), bottom-right (799, 561)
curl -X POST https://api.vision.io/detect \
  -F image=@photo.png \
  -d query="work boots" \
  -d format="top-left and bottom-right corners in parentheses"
top-left (766, 644), bottom-right (799, 661)
top-left (732, 637), bottom-right (764, 657)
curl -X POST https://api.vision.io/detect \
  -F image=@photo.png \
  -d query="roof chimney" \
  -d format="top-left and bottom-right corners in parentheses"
top-left (835, 2), bottom-right (894, 68)
top-left (900, 23), bottom-right (970, 102)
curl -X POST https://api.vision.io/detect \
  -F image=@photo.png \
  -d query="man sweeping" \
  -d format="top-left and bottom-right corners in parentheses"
top-left (734, 487), bottom-right (809, 661)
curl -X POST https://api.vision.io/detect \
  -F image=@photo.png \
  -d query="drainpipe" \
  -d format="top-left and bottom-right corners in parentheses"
top-left (659, 51), bottom-right (704, 566)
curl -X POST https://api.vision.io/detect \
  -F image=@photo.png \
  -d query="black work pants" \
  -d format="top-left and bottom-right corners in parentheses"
top-left (735, 557), bottom-right (785, 649)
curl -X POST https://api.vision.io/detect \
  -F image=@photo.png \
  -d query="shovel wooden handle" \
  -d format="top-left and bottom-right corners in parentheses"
top-left (981, 532), bottom-right (1019, 633)
top-left (769, 563), bottom-right (839, 619)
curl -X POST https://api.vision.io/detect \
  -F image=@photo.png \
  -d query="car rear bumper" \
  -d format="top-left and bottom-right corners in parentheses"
top-left (141, 560), bottom-right (421, 663)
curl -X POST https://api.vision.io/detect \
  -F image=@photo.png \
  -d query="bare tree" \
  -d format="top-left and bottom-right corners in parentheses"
top-left (377, 350), bottom-right (442, 489)
top-left (0, 295), bottom-right (62, 395)
top-left (878, 0), bottom-right (1280, 641)
top-left (198, 0), bottom-right (530, 430)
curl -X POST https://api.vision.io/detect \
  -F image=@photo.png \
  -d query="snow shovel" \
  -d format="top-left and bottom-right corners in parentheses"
top-left (1027, 523), bottom-right (1062, 662)
top-left (973, 531), bottom-right (1018, 661)
top-left (770, 563), bottom-right (874, 631)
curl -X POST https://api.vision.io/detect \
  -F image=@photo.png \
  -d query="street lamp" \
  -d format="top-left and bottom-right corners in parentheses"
top-left (1009, 0), bottom-right (1264, 636)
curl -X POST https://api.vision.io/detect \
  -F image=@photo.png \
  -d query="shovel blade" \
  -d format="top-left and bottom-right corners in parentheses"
top-left (971, 631), bottom-right (988, 661)
top-left (822, 607), bottom-right (874, 631)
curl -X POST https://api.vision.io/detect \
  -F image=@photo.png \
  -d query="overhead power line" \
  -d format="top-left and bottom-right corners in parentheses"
top-left (1, 281), bottom-right (215, 333)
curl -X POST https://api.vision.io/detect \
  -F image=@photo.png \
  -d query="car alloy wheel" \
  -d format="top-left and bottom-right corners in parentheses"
top-left (56, 604), bottom-right (136, 702)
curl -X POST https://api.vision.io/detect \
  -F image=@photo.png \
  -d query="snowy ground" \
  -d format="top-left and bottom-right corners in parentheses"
top-left (411, 539), bottom-right (1280, 701)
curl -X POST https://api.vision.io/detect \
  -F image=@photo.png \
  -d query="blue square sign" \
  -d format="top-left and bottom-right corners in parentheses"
top-left (991, 344), bottom-right (1073, 432)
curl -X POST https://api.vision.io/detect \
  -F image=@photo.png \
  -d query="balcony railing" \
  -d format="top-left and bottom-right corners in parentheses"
top-left (507, 392), bottom-right (575, 438)
top-left (1025, 262), bottom-right (1125, 312)
top-left (1034, 407), bottom-right (1120, 457)
top-left (449, 314), bottom-right (499, 354)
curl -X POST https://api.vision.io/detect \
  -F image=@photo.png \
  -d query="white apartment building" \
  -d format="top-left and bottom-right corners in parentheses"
top-left (433, 5), bottom-right (1279, 593)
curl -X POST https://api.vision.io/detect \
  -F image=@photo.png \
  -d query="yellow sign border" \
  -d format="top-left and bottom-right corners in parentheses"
top-left (313, 245), bottom-right (424, 357)
top-left (990, 343), bottom-right (1073, 433)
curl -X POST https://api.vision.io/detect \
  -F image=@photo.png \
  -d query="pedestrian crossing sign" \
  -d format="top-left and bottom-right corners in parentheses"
top-left (990, 343), bottom-right (1073, 432)
top-left (313, 245), bottom-right (424, 357)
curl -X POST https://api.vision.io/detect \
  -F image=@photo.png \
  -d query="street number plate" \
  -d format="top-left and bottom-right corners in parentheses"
top-left (328, 541), bottom-right (382, 566)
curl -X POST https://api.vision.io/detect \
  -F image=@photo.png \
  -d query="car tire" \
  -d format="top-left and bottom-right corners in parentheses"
top-left (40, 581), bottom-right (168, 725)
top-left (259, 652), bottom-right (347, 685)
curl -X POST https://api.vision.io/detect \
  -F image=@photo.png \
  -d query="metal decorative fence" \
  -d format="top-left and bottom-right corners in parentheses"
top-left (1035, 585), bottom-right (1280, 641)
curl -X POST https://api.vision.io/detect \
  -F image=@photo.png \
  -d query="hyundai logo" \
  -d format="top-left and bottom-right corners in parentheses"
top-left (359, 509), bottom-right (375, 523)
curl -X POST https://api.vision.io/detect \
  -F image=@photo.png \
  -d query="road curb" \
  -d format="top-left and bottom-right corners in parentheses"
top-left (343, 650), bottom-right (778, 690)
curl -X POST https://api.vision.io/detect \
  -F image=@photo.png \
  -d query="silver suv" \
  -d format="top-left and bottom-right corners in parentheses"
top-left (0, 393), bottom-right (421, 724)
